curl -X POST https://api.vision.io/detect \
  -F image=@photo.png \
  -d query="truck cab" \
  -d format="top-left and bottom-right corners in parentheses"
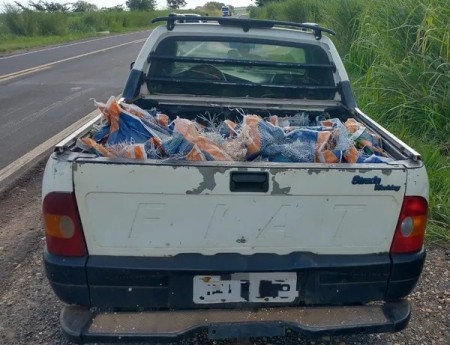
top-left (222, 5), bottom-right (231, 17)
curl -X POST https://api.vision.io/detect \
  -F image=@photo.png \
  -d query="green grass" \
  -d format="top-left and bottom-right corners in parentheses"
top-left (251, 0), bottom-right (450, 245)
top-left (0, 33), bottom-right (102, 52)
top-left (0, 9), bottom-right (176, 53)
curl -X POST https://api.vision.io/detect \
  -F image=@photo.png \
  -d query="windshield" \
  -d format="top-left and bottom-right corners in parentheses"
top-left (146, 37), bottom-right (336, 100)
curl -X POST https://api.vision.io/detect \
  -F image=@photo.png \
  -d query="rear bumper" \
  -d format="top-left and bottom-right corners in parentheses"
top-left (61, 301), bottom-right (411, 343)
top-left (44, 248), bottom-right (426, 309)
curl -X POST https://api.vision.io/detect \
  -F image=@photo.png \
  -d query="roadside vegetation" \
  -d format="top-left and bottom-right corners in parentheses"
top-left (0, 1), bottom-right (162, 52)
top-left (251, 0), bottom-right (450, 244)
top-left (0, 9), bottom-right (167, 52)
top-left (0, 0), bottom-right (222, 52)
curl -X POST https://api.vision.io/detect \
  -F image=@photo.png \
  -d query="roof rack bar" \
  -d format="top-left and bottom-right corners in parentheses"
top-left (151, 15), bottom-right (335, 40)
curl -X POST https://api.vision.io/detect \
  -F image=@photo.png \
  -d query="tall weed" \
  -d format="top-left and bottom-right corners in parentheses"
top-left (251, 0), bottom-right (324, 22)
top-left (3, 6), bottom-right (39, 36)
top-left (323, 0), bottom-right (364, 56)
top-left (0, 8), bottom-right (171, 38)
top-left (251, 0), bottom-right (450, 241)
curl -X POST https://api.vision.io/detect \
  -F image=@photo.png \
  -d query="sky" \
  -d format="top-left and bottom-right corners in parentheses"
top-left (10, 0), bottom-right (255, 10)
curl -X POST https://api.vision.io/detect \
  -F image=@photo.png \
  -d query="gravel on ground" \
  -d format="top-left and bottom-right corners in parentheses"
top-left (0, 164), bottom-right (448, 345)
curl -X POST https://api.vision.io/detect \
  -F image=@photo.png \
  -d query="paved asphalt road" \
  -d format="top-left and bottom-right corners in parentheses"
top-left (0, 30), bottom-right (151, 170)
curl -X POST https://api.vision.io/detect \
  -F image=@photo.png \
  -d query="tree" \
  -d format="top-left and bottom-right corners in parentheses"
top-left (44, 2), bottom-right (69, 11)
top-left (255, 0), bottom-right (279, 7)
top-left (126, 0), bottom-right (156, 11)
top-left (27, 1), bottom-right (46, 11)
top-left (31, 1), bottom-right (70, 12)
top-left (112, 5), bottom-right (124, 11)
top-left (14, 1), bottom-right (32, 11)
top-left (17, 1), bottom-right (70, 12)
top-left (203, 2), bottom-right (225, 12)
top-left (247, 4), bottom-right (256, 11)
top-left (72, 1), bottom-right (97, 12)
top-left (167, 0), bottom-right (186, 10)
top-left (101, 5), bottom-right (125, 12)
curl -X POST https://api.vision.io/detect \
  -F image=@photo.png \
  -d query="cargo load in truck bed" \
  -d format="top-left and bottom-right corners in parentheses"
top-left (78, 96), bottom-right (392, 164)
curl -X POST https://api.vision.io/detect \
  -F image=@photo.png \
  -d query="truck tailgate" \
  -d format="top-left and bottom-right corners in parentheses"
top-left (73, 161), bottom-right (406, 256)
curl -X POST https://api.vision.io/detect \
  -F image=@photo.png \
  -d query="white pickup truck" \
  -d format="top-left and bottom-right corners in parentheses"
top-left (42, 16), bottom-right (428, 343)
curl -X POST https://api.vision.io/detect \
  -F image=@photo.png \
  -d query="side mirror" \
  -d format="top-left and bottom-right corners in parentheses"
top-left (130, 62), bottom-right (135, 70)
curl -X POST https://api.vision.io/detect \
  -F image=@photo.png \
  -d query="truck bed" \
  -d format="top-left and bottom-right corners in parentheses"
top-left (50, 102), bottom-right (416, 257)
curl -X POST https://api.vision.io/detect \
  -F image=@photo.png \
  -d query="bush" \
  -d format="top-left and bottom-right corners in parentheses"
top-left (3, 7), bottom-right (39, 36)
top-left (38, 12), bottom-right (67, 35)
top-left (0, 7), bottom-right (171, 38)
top-left (250, 0), bottom-right (450, 239)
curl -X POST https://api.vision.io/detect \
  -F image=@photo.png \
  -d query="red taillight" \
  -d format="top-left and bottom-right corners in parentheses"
top-left (43, 192), bottom-right (87, 257)
top-left (390, 196), bottom-right (428, 254)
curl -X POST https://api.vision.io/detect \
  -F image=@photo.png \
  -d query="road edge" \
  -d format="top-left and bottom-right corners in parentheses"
top-left (0, 108), bottom-right (100, 196)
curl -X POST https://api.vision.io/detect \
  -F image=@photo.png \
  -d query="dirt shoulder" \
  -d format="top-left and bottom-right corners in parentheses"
top-left (0, 164), bottom-right (448, 345)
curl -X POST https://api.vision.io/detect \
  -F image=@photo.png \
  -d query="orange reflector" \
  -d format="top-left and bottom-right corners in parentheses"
top-left (44, 214), bottom-right (75, 239)
top-left (411, 215), bottom-right (427, 236)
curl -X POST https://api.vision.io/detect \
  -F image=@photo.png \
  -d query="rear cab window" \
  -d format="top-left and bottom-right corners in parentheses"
top-left (146, 37), bottom-right (337, 100)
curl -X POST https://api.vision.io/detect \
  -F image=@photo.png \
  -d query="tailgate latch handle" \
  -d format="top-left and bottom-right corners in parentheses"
top-left (230, 172), bottom-right (269, 193)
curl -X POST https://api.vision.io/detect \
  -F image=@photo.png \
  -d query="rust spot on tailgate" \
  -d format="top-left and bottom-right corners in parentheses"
top-left (186, 167), bottom-right (227, 195)
top-left (307, 169), bottom-right (330, 175)
top-left (271, 176), bottom-right (291, 195)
